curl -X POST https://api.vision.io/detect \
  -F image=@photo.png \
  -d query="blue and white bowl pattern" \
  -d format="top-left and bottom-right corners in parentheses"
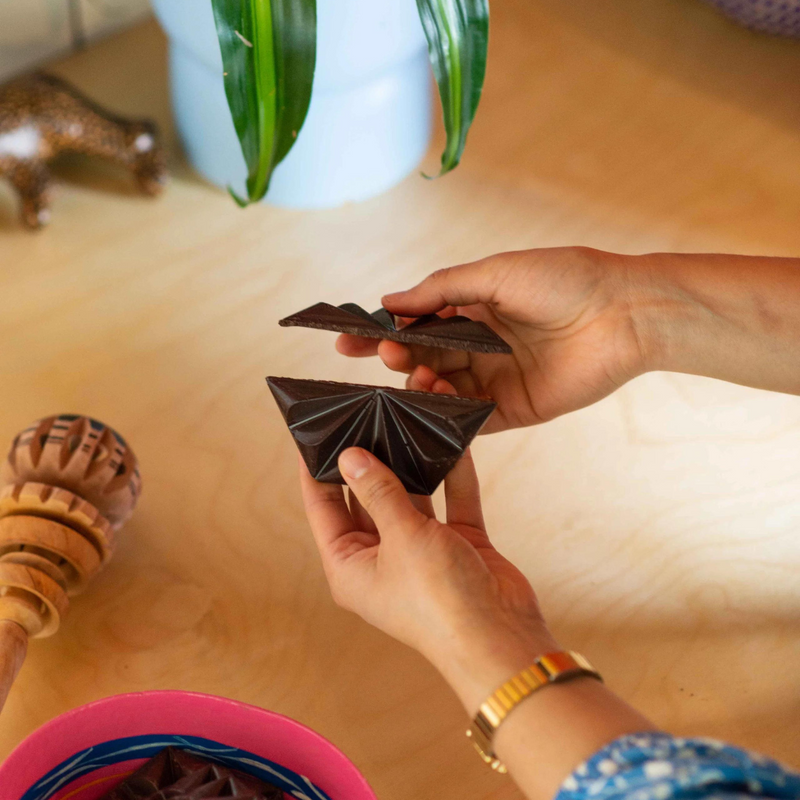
top-left (22, 733), bottom-right (333, 800)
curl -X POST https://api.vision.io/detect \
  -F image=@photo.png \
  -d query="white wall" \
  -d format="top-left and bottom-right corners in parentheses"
top-left (0, 0), bottom-right (151, 82)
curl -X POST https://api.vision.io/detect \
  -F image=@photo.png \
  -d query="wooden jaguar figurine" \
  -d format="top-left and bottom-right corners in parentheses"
top-left (0, 73), bottom-right (167, 229)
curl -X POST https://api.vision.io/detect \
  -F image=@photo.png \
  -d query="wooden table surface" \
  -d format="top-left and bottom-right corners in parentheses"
top-left (1, 1), bottom-right (799, 797)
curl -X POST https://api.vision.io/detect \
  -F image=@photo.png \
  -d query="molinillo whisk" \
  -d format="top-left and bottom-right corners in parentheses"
top-left (0, 415), bottom-right (141, 712)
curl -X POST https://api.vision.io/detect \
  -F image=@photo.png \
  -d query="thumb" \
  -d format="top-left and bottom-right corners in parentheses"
top-left (338, 448), bottom-right (428, 537)
top-left (382, 257), bottom-right (507, 316)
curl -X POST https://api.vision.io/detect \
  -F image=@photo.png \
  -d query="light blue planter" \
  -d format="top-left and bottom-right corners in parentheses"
top-left (151, 0), bottom-right (433, 208)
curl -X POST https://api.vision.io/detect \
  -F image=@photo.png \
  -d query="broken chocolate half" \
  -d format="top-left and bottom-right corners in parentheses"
top-left (279, 302), bottom-right (512, 354)
top-left (268, 377), bottom-right (496, 495)
top-left (99, 746), bottom-right (283, 799)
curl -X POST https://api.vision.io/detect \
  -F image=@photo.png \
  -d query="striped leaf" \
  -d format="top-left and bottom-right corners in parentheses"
top-left (212, 0), bottom-right (316, 205)
top-left (416, 0), bottom-right (489, 176)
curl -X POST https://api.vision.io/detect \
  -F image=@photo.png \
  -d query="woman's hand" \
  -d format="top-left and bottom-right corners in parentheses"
top-left (298, 430), bottom-right (655, 799)
top-left (299, 440), bottom-right (559, 713)
top-left (336, 247), bottom-right (649, 433)
top-left (338, 250), bottom-right (800, 431)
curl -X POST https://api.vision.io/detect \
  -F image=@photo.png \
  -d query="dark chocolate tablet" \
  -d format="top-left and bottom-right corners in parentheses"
top-left (279, 302), bottom-right (512, 354)
top-left (268, 376), bottom-right (496, 495)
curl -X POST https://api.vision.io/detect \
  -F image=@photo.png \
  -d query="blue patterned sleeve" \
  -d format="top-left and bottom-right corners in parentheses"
top-left (555, 732), bottom-right (800, 800)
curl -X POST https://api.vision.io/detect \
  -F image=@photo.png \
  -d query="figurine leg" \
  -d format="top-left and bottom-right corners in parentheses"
top-left (7, 161), bottom-right (52, 229)
top-left (133, 156), bottom-right (168, 197)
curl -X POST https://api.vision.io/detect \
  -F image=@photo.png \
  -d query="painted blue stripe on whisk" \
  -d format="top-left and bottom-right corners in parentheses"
top-left (20, 734), bottom-right (333, 800)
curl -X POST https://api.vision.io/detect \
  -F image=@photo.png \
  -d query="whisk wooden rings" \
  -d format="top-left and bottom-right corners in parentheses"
top-left (0, 414), bottom-right (141, 529)
top-left (0, 415), bottom-right (141, 640)
top-left (0, 483), bottom-right (115, 562)
top-left (0, 515), bottom-right (101, 595)
top-left (0, 562), bottom-right (67, 639)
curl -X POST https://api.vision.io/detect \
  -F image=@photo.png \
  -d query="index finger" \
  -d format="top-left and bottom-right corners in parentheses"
top-left (298, 454), bottom-right (355, 554)
top-left (382, 256), bottom-right (512, 316)
top-left (335, 334), bottom-right (380, 358)
top-left (445, 449), bottom-right (486, 531)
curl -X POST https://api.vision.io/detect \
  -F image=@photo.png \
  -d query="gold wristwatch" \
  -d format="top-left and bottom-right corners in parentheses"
top-left (467, 650), bottom-right (602, 773)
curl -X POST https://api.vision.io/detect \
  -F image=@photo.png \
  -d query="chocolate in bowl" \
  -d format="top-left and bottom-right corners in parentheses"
top-left (0, 691), bottom-right (376, 800)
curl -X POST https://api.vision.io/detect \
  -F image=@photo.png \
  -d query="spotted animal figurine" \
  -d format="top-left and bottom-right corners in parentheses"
top-left (0, 414), bottom-right (142, 712)
top-left (0, 73), bottom-right (167, 229)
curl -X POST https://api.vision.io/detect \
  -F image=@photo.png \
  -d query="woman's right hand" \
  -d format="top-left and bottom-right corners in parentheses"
top-left (336, 247), bottom-right (651, 433)
top-left (299, 433), bottom-right (655, 800)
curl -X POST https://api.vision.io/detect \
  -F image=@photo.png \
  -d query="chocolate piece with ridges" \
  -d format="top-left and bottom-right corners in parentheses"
top-left (279, 302), bottom-right (512, 354)
top-left (268, 377), bottom-right (496, 495)
top-left (99, 746), bottom-right (282, 799)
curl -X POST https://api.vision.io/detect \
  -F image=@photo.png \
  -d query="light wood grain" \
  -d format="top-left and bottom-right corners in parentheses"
top-left (0, 1), bottom-right (799, 797)
top-left (0, 622), bottom-right (27, 716)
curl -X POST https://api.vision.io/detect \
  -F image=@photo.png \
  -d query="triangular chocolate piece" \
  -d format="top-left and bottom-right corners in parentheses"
top-left (279, 302), bottom-right (512, 354)
top-left (267, 377), bottom-right (496, 495)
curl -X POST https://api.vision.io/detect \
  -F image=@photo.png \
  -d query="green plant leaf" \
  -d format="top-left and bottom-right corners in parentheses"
top-left (212, 0), bottom-right (316, 205)
top-left (416, 0), bottom-right (489, 176)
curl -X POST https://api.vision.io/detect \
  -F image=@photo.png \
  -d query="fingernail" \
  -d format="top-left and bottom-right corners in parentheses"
top-left (339, 448), bottom-right (371, 480)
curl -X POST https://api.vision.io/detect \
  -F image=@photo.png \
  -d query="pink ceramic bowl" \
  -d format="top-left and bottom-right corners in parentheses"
top-left (0, 691), bottom-right (377, 800)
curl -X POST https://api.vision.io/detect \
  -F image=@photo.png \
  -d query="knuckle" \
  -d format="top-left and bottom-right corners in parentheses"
top-left (563, 244), bottom-right (605, 269)
top-left (328, 579), bottom-right (349, 610)
top-left (567, 244), bottom-right (599, 259)
top-left (429, 267), bottom-right (453, 288)
top-left (308, 492), bottom-right (340, 512)
top-left (492, 253), bottom-right (525, 286)
top-left (362, 476), bottom-right (398, 509)
top-left (411, 517), bottom-right (437, 539)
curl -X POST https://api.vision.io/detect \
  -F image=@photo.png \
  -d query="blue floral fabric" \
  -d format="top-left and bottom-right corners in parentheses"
top-left (556, 732), bottom-right (800, 800)
top-left (705, 0), bottom-right (800, 37)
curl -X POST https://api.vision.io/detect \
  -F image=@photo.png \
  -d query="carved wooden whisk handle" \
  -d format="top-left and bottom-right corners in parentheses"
top-left (0, 415), bottom-right (141, 712)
